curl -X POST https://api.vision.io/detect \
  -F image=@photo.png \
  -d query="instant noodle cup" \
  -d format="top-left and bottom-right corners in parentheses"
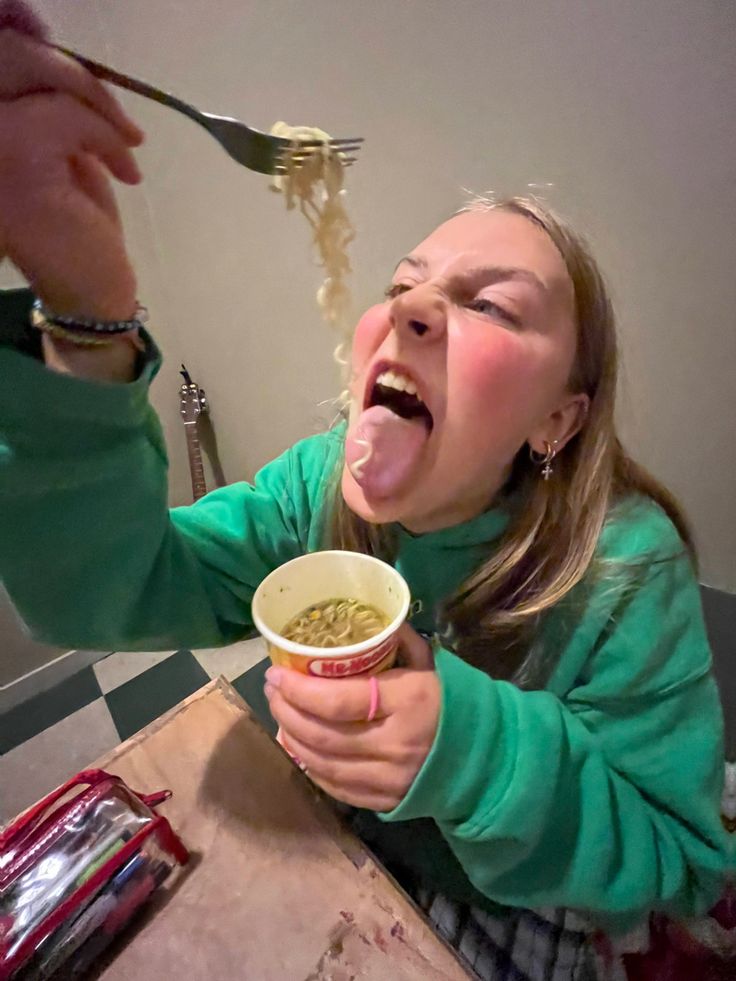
top-left (252, 550), bottom-right (410, 678)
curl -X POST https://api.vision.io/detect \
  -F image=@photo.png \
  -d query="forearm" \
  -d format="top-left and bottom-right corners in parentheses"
top-left (0, 297), bottom-right (308, 649)
top-left (0, 303), bottom-right (235, 650)
top-left (0, 332), bottom-right (204, 649)
top-left (41, 331), bottom-right (138, 383)
top-left (0, 282), bottom-right (139, 382)
top-left (383, 649), bottom-right (727, 932)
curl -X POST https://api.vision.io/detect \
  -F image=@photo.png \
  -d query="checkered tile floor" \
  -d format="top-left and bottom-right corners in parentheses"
top-left (0, 639), bottom-right (276, 823)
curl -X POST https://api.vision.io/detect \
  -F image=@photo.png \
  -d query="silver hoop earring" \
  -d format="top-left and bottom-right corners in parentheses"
top-left (529, 440), bottom-right (559, 480)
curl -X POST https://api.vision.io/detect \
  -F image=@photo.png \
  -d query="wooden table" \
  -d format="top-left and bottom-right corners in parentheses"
top-left (88, 678), bottom-right (472, 980)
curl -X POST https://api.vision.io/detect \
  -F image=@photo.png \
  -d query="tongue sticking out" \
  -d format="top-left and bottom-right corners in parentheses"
top-left (345, 405), bottom-right (430, 499)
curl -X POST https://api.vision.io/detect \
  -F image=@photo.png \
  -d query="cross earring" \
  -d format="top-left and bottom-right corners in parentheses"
top-left (529, 440), bottom-right (559, 480)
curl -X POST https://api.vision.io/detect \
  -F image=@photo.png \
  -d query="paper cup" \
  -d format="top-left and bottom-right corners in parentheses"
top-left (252, 551), bottom-right (410, 677)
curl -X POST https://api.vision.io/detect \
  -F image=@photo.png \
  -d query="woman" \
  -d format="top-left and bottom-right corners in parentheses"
top-left (0, 6), bottom-right (727, 979)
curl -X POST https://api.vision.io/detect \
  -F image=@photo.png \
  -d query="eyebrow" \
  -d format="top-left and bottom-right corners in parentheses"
top-left (394, 255), bottom-right (548, 294)
top-left (394, 255), bottom-right (428, 273)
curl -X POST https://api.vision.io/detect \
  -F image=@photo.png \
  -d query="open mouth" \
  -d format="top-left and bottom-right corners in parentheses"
top-left (366, 368), bottom-right (434, 431)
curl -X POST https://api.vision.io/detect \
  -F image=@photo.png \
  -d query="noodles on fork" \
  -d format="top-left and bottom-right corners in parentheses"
top-left (269, 122), bottom-right (355, 378)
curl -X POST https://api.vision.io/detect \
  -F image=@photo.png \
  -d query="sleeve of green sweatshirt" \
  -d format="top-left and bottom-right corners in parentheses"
top-left (0, 289), bottom-right (325, 651)
top-left (383, 525), bottom-right (727, 932)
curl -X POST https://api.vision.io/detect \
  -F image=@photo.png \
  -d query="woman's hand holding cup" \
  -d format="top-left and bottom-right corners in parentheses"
top-left (253, 551), bottom-right (440, 811)
top-left (265, 622), bottom-right (440, 812)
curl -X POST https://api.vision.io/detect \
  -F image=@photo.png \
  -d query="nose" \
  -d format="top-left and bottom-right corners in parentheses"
top-left (390, 282), bottom-right (447, 343)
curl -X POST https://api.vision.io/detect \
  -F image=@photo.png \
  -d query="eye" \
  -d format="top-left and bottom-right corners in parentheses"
top-left (384, 283), bottom-right (412, 300)
top-left (466, 298), bottom-right (521, 328)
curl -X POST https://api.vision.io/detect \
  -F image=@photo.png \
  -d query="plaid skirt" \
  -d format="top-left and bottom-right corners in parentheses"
top-left (345, 811), bottom-right (638, 980)
top-left (414, 888), bottom-right (633, 981)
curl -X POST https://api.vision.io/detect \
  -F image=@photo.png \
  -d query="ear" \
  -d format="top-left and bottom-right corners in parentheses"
top-left (527, 392), bottom-right (589, 456)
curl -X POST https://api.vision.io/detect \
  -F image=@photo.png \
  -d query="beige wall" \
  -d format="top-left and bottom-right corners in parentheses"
top-left (7, 0), bottom-right (736, 591)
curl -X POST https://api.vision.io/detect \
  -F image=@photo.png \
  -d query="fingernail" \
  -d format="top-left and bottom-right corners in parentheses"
top-left (265, 666), bottom-right (283, 687)
top-left (264, 683), bottom-right (275, 700)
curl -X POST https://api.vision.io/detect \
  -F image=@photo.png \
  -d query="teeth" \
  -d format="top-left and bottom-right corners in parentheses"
top-left (377, 370), bottom-right (421, 400)
top-left (378, 370), bottom-right (404, 391)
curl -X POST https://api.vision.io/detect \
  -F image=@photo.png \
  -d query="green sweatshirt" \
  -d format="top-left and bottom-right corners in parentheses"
top-left (0, 289), bottom-right (727, 934)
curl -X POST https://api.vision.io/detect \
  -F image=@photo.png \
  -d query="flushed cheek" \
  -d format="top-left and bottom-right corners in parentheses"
top-left (351, 305), bottom-right (390, 375)
top-left (451, 334), bottom-right (549, 430)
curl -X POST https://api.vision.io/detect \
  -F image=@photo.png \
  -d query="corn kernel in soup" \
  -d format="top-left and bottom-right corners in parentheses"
top-left (281, 598), bottom-right (388, 648)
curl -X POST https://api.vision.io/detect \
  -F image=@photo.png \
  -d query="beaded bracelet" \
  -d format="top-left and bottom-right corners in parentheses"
top-left (31, 300), bottom-right (146, 352)
top-left (32, 297), bottom-right (148, 334)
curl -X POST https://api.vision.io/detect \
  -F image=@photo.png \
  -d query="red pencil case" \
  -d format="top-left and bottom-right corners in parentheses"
top-left (0, 769), bottom-right (188, 979)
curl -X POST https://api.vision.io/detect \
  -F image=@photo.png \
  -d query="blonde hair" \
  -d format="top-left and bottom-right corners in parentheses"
top-left (329, 196), bottom-right (694, 685)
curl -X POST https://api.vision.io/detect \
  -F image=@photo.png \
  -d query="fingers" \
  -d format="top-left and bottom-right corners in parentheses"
top-left (69, 153), bottom-right (122, 225)
top-left (48, 46), bottom-right (145, 146)
top-left (0, 30), bottom-right (144, 146)
top-left (266, 663), bottom-right (435, 728)
top-left (79, 120), bottom-right (141, 184)
top-left (265, 666), bottom-right (381, 723)
top-left (54, 93), bottom-right (141, 184)
top-left (267, 688), bottom-right (389, 759)
top-left (3, 91), bottom-right (141, 186)
top-left (279, 731), bottom-right (404, 812)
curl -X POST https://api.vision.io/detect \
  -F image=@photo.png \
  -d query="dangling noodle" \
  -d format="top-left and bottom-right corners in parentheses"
top-left (350, 435), bottom-right (373, 479)
top-left (269, 122), bottom-right (355, 379)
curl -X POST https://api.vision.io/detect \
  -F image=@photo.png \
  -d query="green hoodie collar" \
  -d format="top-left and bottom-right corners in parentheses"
top-left (395, 504), bottom-right (510, 551)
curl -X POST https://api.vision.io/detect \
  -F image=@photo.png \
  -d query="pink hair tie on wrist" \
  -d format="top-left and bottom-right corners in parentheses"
top-left (366, 675), bottom-right (381, 723)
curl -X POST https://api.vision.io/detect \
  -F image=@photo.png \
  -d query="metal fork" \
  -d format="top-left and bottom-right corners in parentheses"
top-left (56, 46), bottom-right (363, 176)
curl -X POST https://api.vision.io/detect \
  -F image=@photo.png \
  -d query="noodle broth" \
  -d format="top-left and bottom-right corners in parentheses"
top-left (281, 597), bottom-right (388, 649)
